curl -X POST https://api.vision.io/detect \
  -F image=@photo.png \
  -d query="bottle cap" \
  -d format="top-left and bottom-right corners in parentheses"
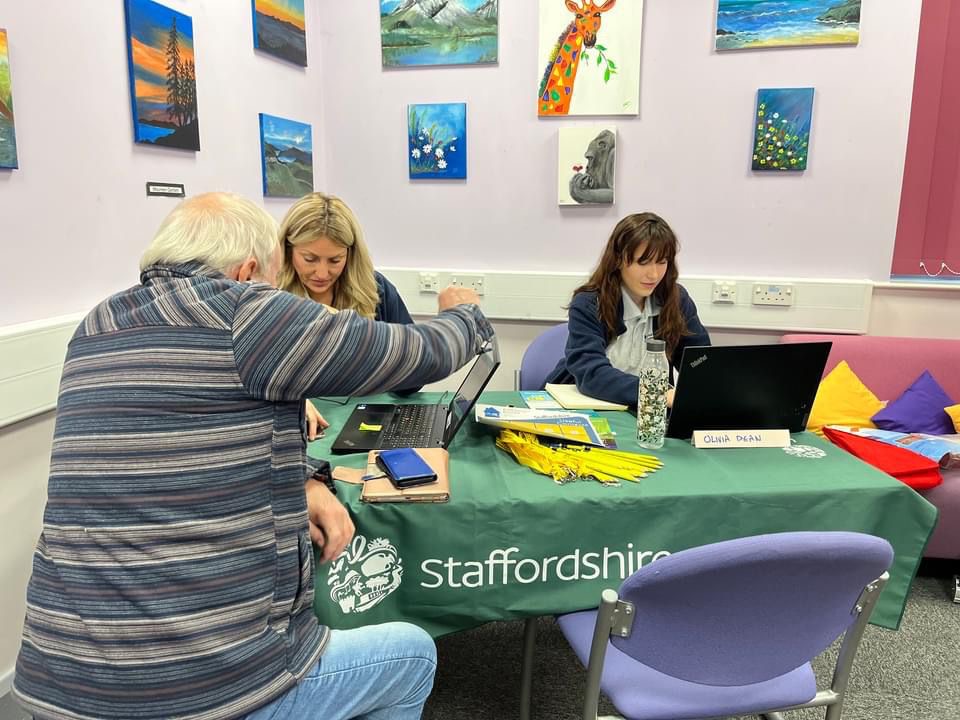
top-left (645, 338), bottom-right (666, 352)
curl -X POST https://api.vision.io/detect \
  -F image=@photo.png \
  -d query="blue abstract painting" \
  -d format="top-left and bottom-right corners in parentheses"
top-left (717, 0), bottom-right (860, 51)
top-left (124, 0), bottom-right (200, 150)
top-left (259, 113), bottom-right (313, 197)
top-left (752, 88), bottom-right (814, 172)
top-left (408, 103), bottom-right (466, 180)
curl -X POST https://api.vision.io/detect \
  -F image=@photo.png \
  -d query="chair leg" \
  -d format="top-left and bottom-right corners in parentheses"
top-left (519, 617), bottom-right (538, 720)
top-left (953, 574), bottom-right (959, 603)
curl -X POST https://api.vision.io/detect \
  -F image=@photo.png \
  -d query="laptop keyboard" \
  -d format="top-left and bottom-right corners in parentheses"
top-left (379, 405), bottom-right (440, 448)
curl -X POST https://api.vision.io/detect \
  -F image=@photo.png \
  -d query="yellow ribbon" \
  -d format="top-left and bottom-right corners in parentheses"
top-left (495, 430), bottom-right (662, 485)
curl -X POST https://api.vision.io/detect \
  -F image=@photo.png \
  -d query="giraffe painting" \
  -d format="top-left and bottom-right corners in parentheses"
top-left (538, 0), bottom-right (617, 116)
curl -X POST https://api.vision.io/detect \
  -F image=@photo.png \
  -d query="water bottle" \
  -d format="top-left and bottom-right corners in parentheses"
top-left (637, 338), bottom-right (669, 449)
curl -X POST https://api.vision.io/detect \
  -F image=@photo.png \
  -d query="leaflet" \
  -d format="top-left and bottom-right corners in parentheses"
top-left (475, 404), bottom-right (607, 447)
top-left (827, 426), bottom-right (960, 469)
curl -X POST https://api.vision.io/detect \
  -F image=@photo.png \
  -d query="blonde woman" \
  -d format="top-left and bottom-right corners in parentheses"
top-left (279, 193), bottom-right (420, 410)
top-left (278, 192), bottom-right (415, 324)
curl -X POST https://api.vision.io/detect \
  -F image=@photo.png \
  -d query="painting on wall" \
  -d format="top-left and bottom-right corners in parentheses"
top-left (537, 0), bottom-right (643, 117)
top-left (0, 29), bottom-right (18, 169)
top-left (558, 126), bottom-right (615, 205)
top-left (253, 0), bottom-right (307, 66)
top-left (381, 0), bottom-right (498, 67)
top-left (752, 88), bottom-right (814, 172)
top-left (259, 113), bottom-right (313, 197)
top-left (716, 0), bottom-right (860, 51)
top-left (408, 103), bottom-right (466, 180)
top-left (124, 0), bottom-right (200, 150)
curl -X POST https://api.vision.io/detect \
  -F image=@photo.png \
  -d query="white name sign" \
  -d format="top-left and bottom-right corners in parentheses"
top-left (692, 429), bottom-right (791, 449)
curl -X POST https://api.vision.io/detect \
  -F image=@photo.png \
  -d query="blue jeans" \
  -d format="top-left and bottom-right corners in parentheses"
top-left (243, 622), bottom-right (436, 720)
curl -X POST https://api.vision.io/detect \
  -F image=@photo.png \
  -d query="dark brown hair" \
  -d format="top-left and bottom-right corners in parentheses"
top-left (574, 212), bottom-right (690, 356)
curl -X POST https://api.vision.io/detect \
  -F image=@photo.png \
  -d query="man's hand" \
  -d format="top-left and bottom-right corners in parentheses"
top-left (304, 399), bottom-right (330, 441)
top-left (305, 481), bottom-right (355, 563)
top-left (438, 285), bottom-right (481, 311)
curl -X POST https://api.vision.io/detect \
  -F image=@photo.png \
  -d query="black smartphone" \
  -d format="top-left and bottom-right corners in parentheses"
top-left (375, 448), bottom-right (438, 489)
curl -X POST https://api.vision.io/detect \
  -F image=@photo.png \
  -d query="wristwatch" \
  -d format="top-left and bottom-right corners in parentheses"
top-left (311, 459), bottom-right (336, 495)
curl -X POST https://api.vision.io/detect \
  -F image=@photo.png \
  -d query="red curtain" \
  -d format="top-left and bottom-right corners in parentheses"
top-left (891, 0), bottom-right (960, 280)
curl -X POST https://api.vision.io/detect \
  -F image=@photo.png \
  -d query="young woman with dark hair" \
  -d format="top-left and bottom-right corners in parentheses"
top-left (546, 212), bottom-right (710, 407)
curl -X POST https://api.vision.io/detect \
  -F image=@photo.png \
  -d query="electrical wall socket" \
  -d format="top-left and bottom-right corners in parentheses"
top-left (711, 280), bottom-right (738, 304)
top-left (418, 271), bottom-right (439, 293)
top-left (752, 283), bottom-right (795, 306)
top-left (450, 274), bottom-right (485, 295)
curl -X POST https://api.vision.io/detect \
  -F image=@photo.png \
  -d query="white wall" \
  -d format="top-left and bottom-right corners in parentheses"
top-left (321, 0), bottom-right (922, 281)
top-left (0, 0), bottom-right (329, 691)
top-left (0, 0), bottom-right (327, 327)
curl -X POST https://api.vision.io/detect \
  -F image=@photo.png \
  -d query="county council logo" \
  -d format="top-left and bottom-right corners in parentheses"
top-left (327, 535), bottom-right (403, 614)
top-left (783, 443), bottom-right (826, 459)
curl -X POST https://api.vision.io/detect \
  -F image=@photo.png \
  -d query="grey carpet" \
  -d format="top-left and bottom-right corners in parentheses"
top-left (424, 563), bottom-right (960, 720)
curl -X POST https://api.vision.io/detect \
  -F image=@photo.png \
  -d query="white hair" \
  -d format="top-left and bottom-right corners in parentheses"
top-left (140, 192), bottom-right (279, 275)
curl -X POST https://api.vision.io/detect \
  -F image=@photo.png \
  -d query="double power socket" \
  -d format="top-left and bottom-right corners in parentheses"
top-left (418, 272), bottom-right (485, 296)
top-left (712, 280), bottom-right (795, 307)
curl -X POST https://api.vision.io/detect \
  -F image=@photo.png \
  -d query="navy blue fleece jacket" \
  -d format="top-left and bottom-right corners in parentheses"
top-left (545, 286), bottom-right (710, 407)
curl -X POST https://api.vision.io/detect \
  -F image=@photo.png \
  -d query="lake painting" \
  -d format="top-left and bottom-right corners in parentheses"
top-left (124, 0), bottom-right (200, 150)
top-left (0, 29), bottom-right (18, 169)
top-left (381, 0), bottom-right (498, 67)
top-left (408, 103), bottom-right (466, 179)
top-left (259, 113), bottom-right (313, 197)
top-left (716, 0), bottom-right (860, 50)
top-left (253, 0), bottom-right (307, 66)
top-left (752, 88), bottom-right (814, 172)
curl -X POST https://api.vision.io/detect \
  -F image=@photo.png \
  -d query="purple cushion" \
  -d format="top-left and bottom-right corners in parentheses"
top-left (871, 370), bottom-right (955, 435)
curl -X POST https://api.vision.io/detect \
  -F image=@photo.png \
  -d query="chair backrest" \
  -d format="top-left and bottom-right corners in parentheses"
top-left (519, 324), bottom-right (569, 391)
top-left (781, 333), bottom-right (960, 401)
top-left (610, 531), bottom-right (893, 686)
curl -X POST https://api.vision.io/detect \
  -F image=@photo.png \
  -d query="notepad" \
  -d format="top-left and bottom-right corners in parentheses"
top-left (544, 383), bottom-right (629, 412)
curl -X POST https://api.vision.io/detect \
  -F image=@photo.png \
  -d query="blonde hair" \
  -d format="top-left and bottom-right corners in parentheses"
top-left (277, 192), bottom-right (379, 318)
top-left (140, 192), bottom-right (278, 275)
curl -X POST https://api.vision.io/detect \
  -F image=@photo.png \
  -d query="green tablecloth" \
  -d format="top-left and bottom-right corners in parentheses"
top-left (308, 391), bottom-right (937, 635)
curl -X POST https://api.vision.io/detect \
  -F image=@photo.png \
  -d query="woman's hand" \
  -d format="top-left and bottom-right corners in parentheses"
top-left (305, 399), bottom-right (330, 441)
top-left (666, 387), bottom-right (676, 409)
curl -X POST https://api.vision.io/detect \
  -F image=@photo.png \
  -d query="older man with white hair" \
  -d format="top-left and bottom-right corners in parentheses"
top-left (13, 192), bottom-right (491, 720)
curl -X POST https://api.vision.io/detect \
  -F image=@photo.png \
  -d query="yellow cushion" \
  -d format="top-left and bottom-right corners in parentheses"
top-left (946, 404), bottom-right (960, 433)
top-left (807, 361), bottom-right (884, 437)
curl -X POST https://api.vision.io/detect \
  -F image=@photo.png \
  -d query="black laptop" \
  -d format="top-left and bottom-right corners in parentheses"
top-left (666, 342), bottom-right (832, 440)
top-left (331, 337), bottom-right (501, 454)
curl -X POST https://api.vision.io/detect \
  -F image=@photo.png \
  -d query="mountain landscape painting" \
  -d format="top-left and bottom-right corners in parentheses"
top-left (0, 29), bottom-right (18, 169)
top-left (124, 0), bottom-right (200, 150)
top-left (259, 113), bottom-right (313, 197)
top-left (716, 0), bottom-right (860, 50)
top-left (253, 0), bottom-right (307, 66)
top-left (381, 0), bottom-right (498, 67)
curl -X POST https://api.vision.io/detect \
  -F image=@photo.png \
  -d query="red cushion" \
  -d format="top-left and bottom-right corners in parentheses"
top-left (822, 427), bottom-right (943, 490)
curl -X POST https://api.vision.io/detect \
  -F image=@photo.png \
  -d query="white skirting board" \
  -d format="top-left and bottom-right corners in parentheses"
top-left (0, 313), bottom-right (85, 429)
top-left (0, 273), bottom-right (873, 429)
top-left (380, 268), bottom-right (873, 333)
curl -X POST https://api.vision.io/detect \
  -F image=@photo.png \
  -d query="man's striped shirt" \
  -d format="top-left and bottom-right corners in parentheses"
top-left (13, 263), bottom-right (493, 720)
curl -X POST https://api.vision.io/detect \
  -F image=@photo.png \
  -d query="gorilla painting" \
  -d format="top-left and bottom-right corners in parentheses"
top-left (569, 129), bottom-right (615, 204)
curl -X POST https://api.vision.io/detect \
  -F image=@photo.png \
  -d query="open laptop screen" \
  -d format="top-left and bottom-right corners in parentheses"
top-left (444, 337), bottom-right (501, 444)
top-left (666, 342), bottom-right (831, 439)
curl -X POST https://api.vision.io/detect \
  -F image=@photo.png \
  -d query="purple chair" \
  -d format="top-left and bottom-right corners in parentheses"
top-left (517, 324), bottom-right (569, 391)
top-left (520, 531), bottom-right (893, 720)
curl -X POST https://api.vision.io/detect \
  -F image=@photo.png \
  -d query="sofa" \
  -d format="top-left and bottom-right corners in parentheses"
top-left (781, 334), bottom-right (960, 561)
